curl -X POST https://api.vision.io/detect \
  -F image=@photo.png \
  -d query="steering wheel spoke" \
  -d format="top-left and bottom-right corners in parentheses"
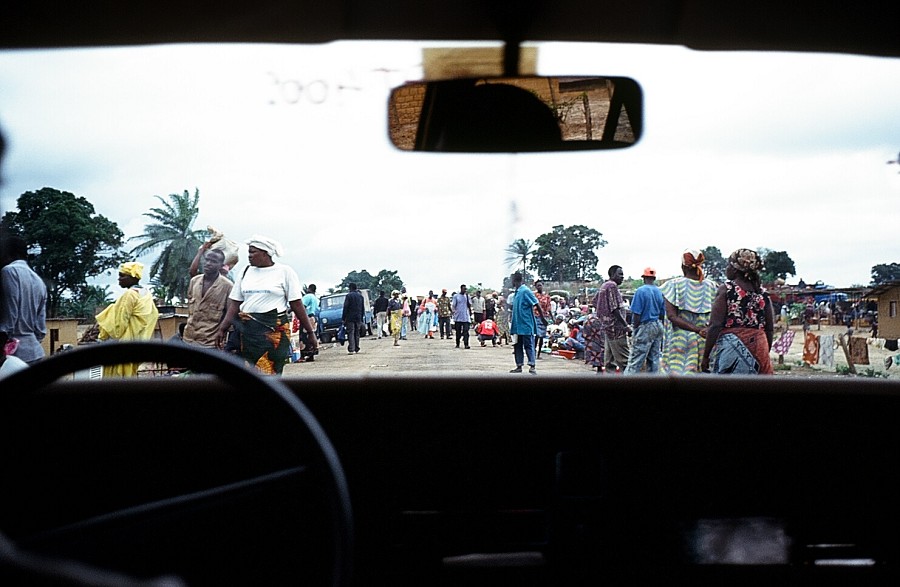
top-left (1, 342), bottom-right (352, 586)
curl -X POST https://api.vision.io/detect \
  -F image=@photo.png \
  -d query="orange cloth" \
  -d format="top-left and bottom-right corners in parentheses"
top-left (803, 332), bottom-right (820, 365)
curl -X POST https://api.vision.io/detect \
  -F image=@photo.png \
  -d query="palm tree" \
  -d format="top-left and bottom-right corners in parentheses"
top-left (505, 238), bottom-right (534, 273)
top-left (129, 189), bottom-right (208, 303)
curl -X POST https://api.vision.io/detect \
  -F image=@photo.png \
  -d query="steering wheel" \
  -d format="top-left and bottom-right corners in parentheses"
top-left (1, 341), bottom-right (353, 586)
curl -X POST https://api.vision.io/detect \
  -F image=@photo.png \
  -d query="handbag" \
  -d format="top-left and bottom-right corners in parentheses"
top-left (337, 324), bottom-right (346, 345)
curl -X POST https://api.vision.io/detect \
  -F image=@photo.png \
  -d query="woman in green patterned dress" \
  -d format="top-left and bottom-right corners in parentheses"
top-left (659, 249), bottom-right (719, 374)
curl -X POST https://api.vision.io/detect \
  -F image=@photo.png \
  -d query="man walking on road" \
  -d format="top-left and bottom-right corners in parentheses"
top-left (509, 271), bottom-right (548, 374)
top-left (471, 290), bottom-right (486, 325)
top-left (373, 290), bottom-right (389, 338)
top-left (625, 267), bottom-right (666, 374)
top-left (342, 283), bottom-right (365, 354)
top-left (451, 284), bottom-right (472, 349)
top-left (437, 289), bottom-right (452, 340)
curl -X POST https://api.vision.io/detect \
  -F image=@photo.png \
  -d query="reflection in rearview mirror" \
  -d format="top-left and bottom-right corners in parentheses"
top-left (389, 76), bottom-right (642, 153)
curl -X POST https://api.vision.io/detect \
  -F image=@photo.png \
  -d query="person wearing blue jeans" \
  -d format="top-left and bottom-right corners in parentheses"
top-left (508, 271), bottom-right (549, 374)
top-left (625, 267), bottom-right (666, 374)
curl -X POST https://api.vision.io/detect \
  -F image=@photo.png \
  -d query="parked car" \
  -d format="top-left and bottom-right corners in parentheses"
top-left (318, 289), bottom-right (374, 343)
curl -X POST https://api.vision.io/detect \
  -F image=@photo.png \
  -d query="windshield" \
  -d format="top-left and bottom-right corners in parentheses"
top-left (2, 42), bottom-right (898, 375)
top-left (321, 295), bottom-right (346, 310)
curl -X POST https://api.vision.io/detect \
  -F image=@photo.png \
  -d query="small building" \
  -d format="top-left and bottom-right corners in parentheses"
top-left (42, 318), bottom-right (80, 355)
top-left (156, 313), bottom-right (188, 341)
top-left (867, 281), bottom-right (900, 341)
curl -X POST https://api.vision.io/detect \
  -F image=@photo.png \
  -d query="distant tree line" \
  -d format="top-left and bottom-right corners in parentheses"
top-left (506, 224), bottom-right (607, 283)
top-left (2, 187), bottom-right (208, 317)
top-left (332, 270), bottom-right (404, 300)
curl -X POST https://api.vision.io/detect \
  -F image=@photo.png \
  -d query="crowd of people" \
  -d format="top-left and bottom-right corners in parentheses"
top-left (479, 247), bottom-right (775, 376)
top-left (2, 232), bottom-right (784, 379)
top-left (351, 246), bottom-right (776, 377)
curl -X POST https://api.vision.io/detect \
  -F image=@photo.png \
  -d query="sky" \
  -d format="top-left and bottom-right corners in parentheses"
top-left (1, 41), bottom-right (899, 298)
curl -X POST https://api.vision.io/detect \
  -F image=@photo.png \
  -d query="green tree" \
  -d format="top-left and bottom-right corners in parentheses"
top-left (335, 269), bottom-right (405, 300)
top-left (1, 187), bottom-right (126, 317)
top-left (505, 238), bottom-right (535, 273)
top-left (371, 270), bottom-right (404, 298)
top-left (56, 284), bottom-right (113, 319)
top-left (502, 271), bottom-right (535, 293)
top-left (128, 189), bottom-right (208, 303)
top-left (871, 262), bottom-right (900, 285)
top-left (336, 270), bottom-right (376, 294)
top-left (701, 246), bottom-right (727, 283)
top-left (530, 224), bottom-right (606, 281)
top-left (760, 250), bottom-right (796, 281)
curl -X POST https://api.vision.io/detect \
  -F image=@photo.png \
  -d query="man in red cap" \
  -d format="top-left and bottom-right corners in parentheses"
top-left (624, 267), bottom-right (666, 374)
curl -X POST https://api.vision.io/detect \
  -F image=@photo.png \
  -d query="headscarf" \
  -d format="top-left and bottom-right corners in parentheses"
top-left (245, 235), bottom-right (284, 258)
top-left (728, 248), bottom-right (763, 277)
top-left (118, 261), bottom-right (144, 279)
top-left (681, 248), bottom-right (706, 281)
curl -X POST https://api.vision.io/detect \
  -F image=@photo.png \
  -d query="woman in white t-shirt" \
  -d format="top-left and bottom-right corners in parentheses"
top-left (216, 235), bottom-right (317, 375)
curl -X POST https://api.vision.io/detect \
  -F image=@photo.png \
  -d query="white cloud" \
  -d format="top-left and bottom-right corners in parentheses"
top-left (2, 42), bottom-right (899, 295)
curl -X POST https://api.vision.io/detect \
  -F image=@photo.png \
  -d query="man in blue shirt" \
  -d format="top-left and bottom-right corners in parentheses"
top-left (451, 284), bottom-right (472, 349)
top-left (625, 267), bottom-right (666, 374)
top-left (509, 271), bottom-right (548, 374)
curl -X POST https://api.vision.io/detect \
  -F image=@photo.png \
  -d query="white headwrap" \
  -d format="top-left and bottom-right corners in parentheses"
top-left (245, 235), bottom-right (284, 258)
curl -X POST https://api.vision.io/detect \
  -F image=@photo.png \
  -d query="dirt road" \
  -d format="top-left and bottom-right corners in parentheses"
top-left (283, 333), bottom-right (590, 376)
top-left (282, 325), bottom-right (898, 379)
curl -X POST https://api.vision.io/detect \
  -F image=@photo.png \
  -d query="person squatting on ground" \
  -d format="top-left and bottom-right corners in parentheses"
top-left (594, 265), bottom-right (631, 373)
top-left (624, 267), bottom-right (666, 374)
top-left (0, 235), bottom-right (47, 364)
top-left (451, 284), bottom-right (472, 349)
top-left (95, 261), bottom-right (160, 377)
top-left (562, 320), bottom-right (586, 356)
top-left (475, 317), bottom-right (499, 346)
top-left (509, 271), bottom-right (548, 374)
top-left (215, 236), bottom-right (317, 375)
top-left (342, 282), bottom-right (366, 354)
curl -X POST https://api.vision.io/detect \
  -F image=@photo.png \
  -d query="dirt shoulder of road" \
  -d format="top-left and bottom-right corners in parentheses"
top-left (282, 324), bottom-right (897, 379)
top-left (773, 324), bottom-right (896, 379)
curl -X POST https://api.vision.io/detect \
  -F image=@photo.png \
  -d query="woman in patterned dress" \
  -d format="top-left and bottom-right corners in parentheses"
top-left (581, 312), bottom-right (605, 373)
top-left (659, 249), bottom-right (718, 374)
top-left (701, 248), bottom-right (775, 375)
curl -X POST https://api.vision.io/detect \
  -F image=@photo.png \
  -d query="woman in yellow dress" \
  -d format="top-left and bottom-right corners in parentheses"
top-left (95, 261), bottom-right (159, 377)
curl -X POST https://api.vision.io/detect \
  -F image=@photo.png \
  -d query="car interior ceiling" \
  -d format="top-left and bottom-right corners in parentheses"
top-left (2, 1), bottom-right (899, 59)
top-left (2, 1), bottom-right (900, 586)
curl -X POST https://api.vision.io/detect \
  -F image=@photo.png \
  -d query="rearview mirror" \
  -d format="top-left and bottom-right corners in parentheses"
top-left (388, 76), bottom-right (642, 153)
